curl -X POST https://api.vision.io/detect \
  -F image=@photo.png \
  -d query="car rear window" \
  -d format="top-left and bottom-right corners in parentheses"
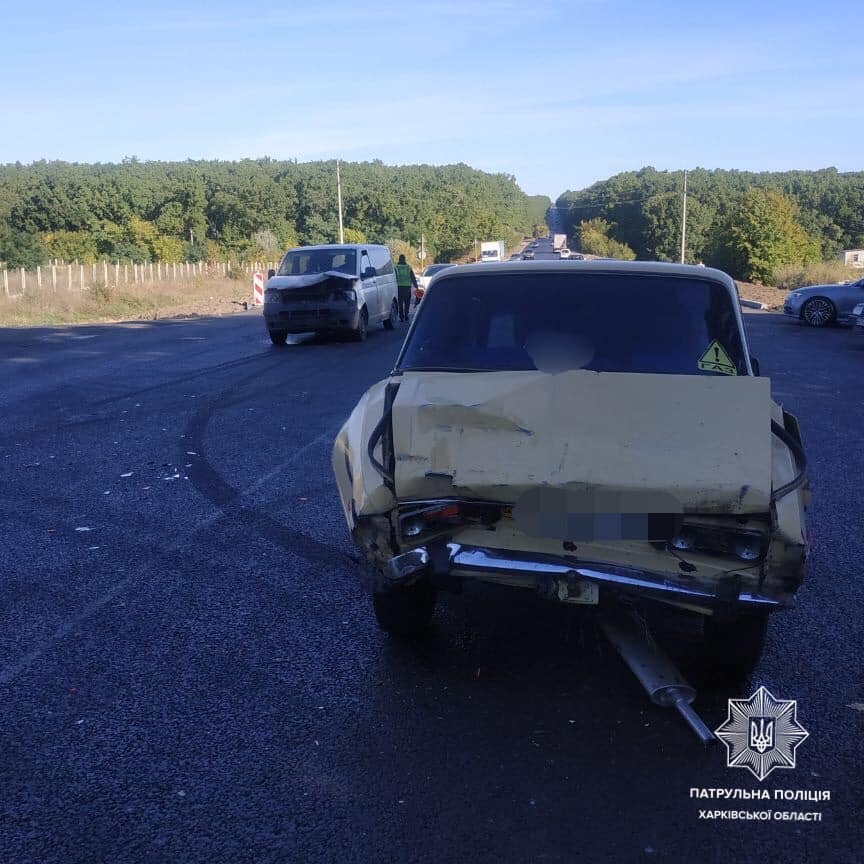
top-left (396, 272), bottom-right (747, 376)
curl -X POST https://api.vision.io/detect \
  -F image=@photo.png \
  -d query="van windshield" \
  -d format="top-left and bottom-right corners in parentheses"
top-left (278, 249), bottom-right (356, 276)
top-left (397, 272), bottom-right (747, 376)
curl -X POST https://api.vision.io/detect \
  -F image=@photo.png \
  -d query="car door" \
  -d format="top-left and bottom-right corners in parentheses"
top-left (359, 250), bottom-right (380, 322)
top-left (374, 247), bottom-right (397, 318)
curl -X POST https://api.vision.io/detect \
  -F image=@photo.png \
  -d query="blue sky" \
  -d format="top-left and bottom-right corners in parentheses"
top-left (2, 0), bottom-right (860, 197)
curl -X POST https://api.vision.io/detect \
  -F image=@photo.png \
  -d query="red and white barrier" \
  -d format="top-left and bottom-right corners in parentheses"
top-left (253, 272), bottom-right (265, 306)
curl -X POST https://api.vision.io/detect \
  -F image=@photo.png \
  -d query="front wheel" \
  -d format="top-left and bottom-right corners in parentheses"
top-left (802, 297), bottom-right (835, 327)
top-left (702, 612), bottom-right (769, 679)
top-left (268, 329), bottom-right (288, 346)
top-left (383, 298), bottom-right (398, 330)
top-left (373, 581), bottom-right (437, 637)
top-left (352, 308), bottom-right (369, 342)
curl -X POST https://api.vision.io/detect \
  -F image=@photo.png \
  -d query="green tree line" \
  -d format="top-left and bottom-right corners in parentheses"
top-left (556, 167), bottom-right (864, 282)
top-left (0, 159), bottom-right (549, 269)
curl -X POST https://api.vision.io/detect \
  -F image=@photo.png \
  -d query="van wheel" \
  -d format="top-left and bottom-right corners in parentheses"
top-left (373, 582), bottom-right (437, 637)
top-left (352, 308), bottom-right (369, 342)
top-left (702, 611), bottom-right (769, 679)
top-left (269, 329), bottom-right (287, 346)
top-left (383, 298), bottom-right (398, 330)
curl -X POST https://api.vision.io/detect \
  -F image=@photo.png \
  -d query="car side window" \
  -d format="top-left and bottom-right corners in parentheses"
top-left (361, 252), bottom-right (374, 279)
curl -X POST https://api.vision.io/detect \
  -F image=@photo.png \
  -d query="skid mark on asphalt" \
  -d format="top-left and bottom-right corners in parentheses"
top-left (0, 332), bottom-right (390, 685)
top-left (0, 350), bottom-right (278, 446)
top-left (182, 336), bottom-right (388, 568)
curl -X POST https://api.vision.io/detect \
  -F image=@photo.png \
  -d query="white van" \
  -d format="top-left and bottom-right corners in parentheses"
top-left (264, 244), bottom-right (399, 343)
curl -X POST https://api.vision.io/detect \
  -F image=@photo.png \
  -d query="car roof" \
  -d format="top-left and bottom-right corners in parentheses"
top-left (433, 259), bottom-right (739, 296)
top-left (283, 243), bottom-right (386, 253)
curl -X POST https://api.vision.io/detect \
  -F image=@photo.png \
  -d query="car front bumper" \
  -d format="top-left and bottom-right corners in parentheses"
top-left (382, 542), bottom-right (784, 613)
top-left (265, 303), bottom-right (360, 333)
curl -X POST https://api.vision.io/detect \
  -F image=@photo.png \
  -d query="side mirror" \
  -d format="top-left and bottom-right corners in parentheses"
top-left (267, 268), bottom-right (276, 279)
top-left (363, 266), bottom-right (377, 280)
top-left (750, 355), bottom-right (761, 376)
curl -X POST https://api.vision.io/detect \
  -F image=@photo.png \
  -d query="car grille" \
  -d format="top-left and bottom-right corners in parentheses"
top-left (279, 309), bottom-right (330, 319)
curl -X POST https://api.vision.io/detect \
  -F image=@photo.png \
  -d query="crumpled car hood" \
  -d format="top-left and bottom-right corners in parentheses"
top-left (390, 370), bottom-right (773, 515)
top-left (266, 270), bottom-right (356, 290)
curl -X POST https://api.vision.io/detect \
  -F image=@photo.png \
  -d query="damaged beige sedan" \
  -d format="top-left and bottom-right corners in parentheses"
top-left (333, 261), bottom-right (809, 734)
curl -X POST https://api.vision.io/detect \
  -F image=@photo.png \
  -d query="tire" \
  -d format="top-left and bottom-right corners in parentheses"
top-left (802, 297), bottom-right (835, 327)
top-left (352, 308), bottom-right (369, 342)
top-left (702, 611), bottom-right (769, 679)
top-left (269, 329), bottom-right (288, 346)
top-left (373, 581), bottom-right (437, 637)
top-left (383, 298), bottom-right (398, 330)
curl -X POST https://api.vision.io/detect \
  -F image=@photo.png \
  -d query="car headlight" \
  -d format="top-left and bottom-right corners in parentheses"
top-left (853, 303), bottom-right (864, 316)
top-left (264, 290), bottom-right (278, 304)
top-left (337, 288), bottom-right (356, 302)
top-left (787, 291), bottom-right (803, 300)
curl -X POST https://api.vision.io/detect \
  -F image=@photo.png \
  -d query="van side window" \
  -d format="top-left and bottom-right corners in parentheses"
top-left (361, 252), bottom-right (374, 279)
top-left (372, 246), bottom-right (394, 277)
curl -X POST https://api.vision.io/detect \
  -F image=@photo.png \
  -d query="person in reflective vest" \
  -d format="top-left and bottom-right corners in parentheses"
top-left (394, 255), bottom-right (418, 322)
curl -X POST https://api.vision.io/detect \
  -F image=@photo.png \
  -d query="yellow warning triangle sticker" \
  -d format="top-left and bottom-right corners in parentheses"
top-left (697, 340), bottom-right (737, 375)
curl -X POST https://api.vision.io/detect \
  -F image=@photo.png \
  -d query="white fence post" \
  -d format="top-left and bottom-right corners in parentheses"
top-left (3, 270), bottom-right (8, 297)
top-left (36, 265), bottom-right (42, 289)
top-left (80, 264), bottom-right (85, 289)
top-left (67, 264), bottom-right (72, 290)
top-left (149, 262), bottom-right (153, 281)
top-left (52, 264), bottom-right (57, 291)
top-left (20, 268), bottom-right (25, 294)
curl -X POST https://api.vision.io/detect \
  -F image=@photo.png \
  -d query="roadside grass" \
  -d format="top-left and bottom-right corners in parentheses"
top-left (772, 261), bottom-right (860, 290)
top-left (0, 275), bottom-right (251, 327)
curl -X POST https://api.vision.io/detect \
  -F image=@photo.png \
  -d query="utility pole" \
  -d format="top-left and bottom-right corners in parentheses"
top-left (336, 159), bottom-right (345, 244)
top-left (680, 169), bottom-right (688, 264)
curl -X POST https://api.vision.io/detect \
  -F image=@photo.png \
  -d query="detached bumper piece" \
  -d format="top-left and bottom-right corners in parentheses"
top-left (383, 543), bottom-right (782, 612)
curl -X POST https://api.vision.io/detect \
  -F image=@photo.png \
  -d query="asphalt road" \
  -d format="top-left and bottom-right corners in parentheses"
top-left (1, 302), bottom-right (861, 863)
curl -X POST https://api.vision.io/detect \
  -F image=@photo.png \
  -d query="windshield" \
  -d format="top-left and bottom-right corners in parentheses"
top-left (397, 272), bottom-right (747, 376)
top-left (277, 248), bottom-right (356, 276)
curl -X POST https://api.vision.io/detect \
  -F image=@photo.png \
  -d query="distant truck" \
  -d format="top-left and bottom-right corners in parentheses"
top-left (553, 233), bottom-right (568, 253)
top-left (480, 241), bottom-right (506, 263)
